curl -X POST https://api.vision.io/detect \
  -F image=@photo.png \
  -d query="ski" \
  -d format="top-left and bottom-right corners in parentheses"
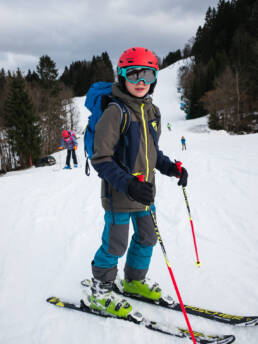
top-left (81, 278), bottom-right (258, 327)
top-left (46, 296), bottom-right (235, 344)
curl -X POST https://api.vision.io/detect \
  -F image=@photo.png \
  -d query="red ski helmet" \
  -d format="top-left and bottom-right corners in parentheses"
top-left (62, 130), bottom-right (69, 138)
top-left (117, 47), bottom-right (159, 71)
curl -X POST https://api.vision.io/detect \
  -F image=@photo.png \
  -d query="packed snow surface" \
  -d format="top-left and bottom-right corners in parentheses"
top-left (0, 61), bottom-right (258, 344)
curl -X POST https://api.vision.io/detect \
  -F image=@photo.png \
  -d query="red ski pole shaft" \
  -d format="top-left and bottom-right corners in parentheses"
top-left (137, 175), bottom-right (197, 344)
top-left (182, 186), bottom-right (201, 266)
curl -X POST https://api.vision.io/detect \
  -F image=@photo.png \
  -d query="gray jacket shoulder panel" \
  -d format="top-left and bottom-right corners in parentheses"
top-left (91, 104), bottom-right (122, 164)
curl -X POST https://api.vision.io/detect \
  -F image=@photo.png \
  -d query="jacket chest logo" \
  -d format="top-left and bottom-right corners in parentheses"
top-left (151, 121), bottom-right (158, 131)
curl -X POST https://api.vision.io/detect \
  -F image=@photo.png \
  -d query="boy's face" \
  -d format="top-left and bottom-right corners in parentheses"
top-left (125, 80), bottom-right (150, 98)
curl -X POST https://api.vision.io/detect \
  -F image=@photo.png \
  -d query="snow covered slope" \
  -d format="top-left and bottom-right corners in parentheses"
top-left (0, 61), bottom-right (258, 344)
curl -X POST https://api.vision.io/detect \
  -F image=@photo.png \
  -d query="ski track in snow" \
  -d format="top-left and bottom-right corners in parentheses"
top-left (0, 61), bottom-right (258, 344)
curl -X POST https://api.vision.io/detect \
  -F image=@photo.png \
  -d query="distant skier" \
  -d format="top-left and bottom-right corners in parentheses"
top-left (181, 136), bottom-right (186, 150)
top-left (58, 130), bottom-right (78, 169)
top-left (82, 46), bottom-right (188, 319)
top-left (167, 122), bottom-right (171, 131)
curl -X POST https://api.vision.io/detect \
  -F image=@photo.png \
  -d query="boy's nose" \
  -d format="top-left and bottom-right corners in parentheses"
top-left (137, 80), bottom-right (146, 85)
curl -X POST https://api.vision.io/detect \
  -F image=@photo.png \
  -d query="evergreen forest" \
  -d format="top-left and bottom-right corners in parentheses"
top-left (0, 53), bottom-right (115, 173)
top-left (178, 0), bottom-right (258, 133)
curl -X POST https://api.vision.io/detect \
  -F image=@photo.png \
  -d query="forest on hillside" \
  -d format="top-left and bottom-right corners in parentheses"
top-left (179, 0), bottom-right (258, 133)
top-left (0, 52), bottom-right (115, 173)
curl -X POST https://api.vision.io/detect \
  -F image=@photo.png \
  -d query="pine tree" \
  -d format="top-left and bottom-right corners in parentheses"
top-left (101, 52), bottom-right (115, 81)
top-left (161, 50), bottom-right (182, 69)
top-left (26, 69), bottom-right (40, 83)
top-left (36, 55), bottom-right (59, 94)
top-left (3, 70), bottom-right (41, 168)
top-left (60, 52), bottom-right (115, 96)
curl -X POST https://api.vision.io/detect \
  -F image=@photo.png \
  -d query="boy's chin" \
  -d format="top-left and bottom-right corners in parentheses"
top-left (132, 90), bottom-right (149, 98)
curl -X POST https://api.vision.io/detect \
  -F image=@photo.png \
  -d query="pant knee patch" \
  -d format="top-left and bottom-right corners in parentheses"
top-left (136, 214), bottom-right (157, 246)
top-left (108, 223), bottom-right (129, 256)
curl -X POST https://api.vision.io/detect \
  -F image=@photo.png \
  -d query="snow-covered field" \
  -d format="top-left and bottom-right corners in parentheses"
top-left (0, 62), bottom-right (258, 344)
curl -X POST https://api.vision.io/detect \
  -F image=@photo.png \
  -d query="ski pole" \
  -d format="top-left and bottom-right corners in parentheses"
top-left (182, 186), bottom-right (201, 267)
top-left (59, 150), bottom-right (62, 170)
top-left (137, 175), bottom-right (197, 344)
top-left (175, 161), bottom-right (200, 267)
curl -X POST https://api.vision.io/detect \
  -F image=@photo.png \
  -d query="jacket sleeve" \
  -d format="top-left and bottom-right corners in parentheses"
top-left (91, 104), bottom-right (133, 193)
top-left (72, 137), bottom-right (78, 146)
top-left (156, 150), bottom-right (173, 175)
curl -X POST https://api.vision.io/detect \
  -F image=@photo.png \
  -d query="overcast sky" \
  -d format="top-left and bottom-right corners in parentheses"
top-left (0, 0), bottom-right (219, 75)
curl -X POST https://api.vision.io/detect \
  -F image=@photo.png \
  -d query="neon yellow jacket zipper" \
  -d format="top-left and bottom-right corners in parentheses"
top-left (140, 103), bottom-right (149, 182)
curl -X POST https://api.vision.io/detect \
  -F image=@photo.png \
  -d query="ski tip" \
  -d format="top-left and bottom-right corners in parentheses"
top-left (225, 335), bottom-right (236, 344)
top-left (237, 317), bottom-right (258, 327)
top-left (47, 296), bottom-right (58, 303)
top-left (178, 328), bottom-right (235, 344)
top-left (217, 335), bottom-right (236, 344)
top-left (46, 297), bottom-right (64, 307)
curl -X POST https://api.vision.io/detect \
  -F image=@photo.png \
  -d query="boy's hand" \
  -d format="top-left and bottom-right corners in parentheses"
top-left (127, 178), bottom-right (154, 205)
top-left (58, 146), bottom-right (63, 150)
top-left (168, 161), bottom-right (188, 187)
top-left (167, 162), bottom-right (181, 178)
top-left (74, 146), bottom-right (77, 150)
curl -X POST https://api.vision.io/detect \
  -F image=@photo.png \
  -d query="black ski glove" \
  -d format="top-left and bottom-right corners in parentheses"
top-left (127, 177), bottom-right (154, 205)
top-left (167, 163), bottom-right (181, 178)
top-left (177, 167), bottom-right (188, 187)
top-left (167, 162), bottom-right (188, 187)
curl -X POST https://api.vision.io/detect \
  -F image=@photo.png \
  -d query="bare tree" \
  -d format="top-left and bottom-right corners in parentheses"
top-left (201, 66), bottom-right (249, 132)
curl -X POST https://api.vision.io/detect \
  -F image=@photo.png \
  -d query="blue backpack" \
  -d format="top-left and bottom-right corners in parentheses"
top-left (84, 82), bottom-right (130, 176)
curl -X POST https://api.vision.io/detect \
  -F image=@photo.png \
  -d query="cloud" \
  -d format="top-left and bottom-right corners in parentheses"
top-left (0, 52), bottom-right (38, 73)
top-left (0, 0), bottom-right (219, 73)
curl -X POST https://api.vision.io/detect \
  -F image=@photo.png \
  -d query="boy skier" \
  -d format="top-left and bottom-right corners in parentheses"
top-left (181, 136), bottom-right (186, 150)
top-left (83, 47), bottom-right (188, 318)
top-left (59, 130), bottom-right (78, 169)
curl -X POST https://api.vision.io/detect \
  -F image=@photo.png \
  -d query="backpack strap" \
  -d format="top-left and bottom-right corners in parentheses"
top-left (85, 158), bottom-right (90, 176)
top-left (105, 97), bottom-right (131, 135)
top-left (151, 103), bottom-right (161, 122)
top-left (85, 96), bottom-right (131, 177)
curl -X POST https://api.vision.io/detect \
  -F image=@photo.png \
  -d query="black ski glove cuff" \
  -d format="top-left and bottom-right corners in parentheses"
top-left (127, 177), bottom-right (154, 206)
top-left (167, 163), bottom-right (188, 187)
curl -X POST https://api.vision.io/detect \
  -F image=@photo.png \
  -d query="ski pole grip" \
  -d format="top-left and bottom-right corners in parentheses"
top-left (175, 161), bottom-right (182, 174)
top-left (137, 174), bottom-right (144, 182)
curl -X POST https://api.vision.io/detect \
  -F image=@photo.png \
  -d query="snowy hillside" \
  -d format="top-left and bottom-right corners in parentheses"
top-left (0, 61), bottom-right (258, 344)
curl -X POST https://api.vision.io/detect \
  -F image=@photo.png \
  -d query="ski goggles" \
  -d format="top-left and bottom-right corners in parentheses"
top-left (117, 66), bottom-right (158, 85)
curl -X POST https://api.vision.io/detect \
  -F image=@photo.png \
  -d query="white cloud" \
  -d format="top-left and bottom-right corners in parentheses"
top-left (0, 0), bottom-right (219, 73)
top-left (0, 52), bottom-right (38, 73)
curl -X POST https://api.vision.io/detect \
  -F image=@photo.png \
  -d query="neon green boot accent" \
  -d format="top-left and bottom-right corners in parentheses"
top-left (123, 279), bottom-right (162, 301)
top-left (90, 292), bottom-right (132, 318)
top-left (88, 279), bottom-right (133, 319)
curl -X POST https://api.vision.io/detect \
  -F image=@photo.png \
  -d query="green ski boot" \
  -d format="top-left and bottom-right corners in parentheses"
top-left (122, 278), bottom-right (162, 301)
top-left (82, 278), bottom-right (133, 319)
